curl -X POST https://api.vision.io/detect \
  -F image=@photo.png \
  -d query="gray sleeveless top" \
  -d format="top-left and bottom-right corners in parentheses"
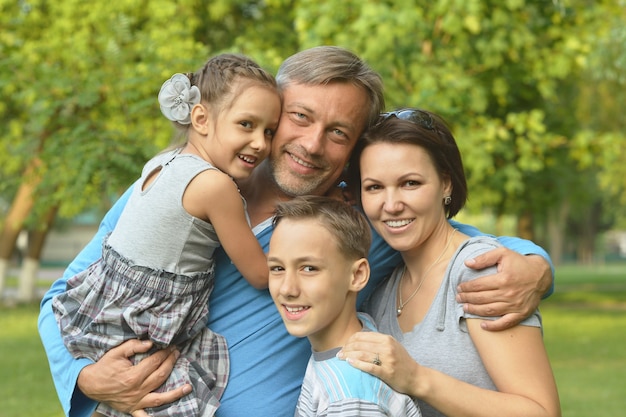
top-left (363, 236), bottom-right (542, 417)
top-left (107, 149), bottom-right (220, 275)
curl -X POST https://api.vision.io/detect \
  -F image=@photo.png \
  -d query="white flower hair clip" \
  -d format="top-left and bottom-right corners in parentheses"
top-left (158, 73), bottom-right (201, 125)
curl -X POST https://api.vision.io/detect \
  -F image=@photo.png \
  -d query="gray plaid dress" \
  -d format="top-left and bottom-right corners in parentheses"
top-left (53, 151), bottom-right (230, 417)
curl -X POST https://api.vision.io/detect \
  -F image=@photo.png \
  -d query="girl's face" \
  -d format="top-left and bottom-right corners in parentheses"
top-left (359, 142), bottom-right (451, 254)
top-left (210, 85), bottom-right (281, 180)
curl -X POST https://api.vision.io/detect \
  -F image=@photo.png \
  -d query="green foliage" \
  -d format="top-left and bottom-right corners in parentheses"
top-left (1, 0), bottom-right (210, 221)
top-left (284, 0), bottom-right (626, 237)
top-left (1, 0), bottom-right (624, 251)
top-left (0, 0), bottom-right (302, 225)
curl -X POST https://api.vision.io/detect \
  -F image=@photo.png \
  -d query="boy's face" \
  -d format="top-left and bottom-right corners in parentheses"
top-left (268, 218), bottom-right (364, 351)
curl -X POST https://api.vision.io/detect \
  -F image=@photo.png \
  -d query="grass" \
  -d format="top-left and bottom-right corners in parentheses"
top-left (1, 263), bottom-right (625, 417)
top-left (0, 303), bottom-right (64, 417)
top-left (542, 263), bottom-right (626, 417)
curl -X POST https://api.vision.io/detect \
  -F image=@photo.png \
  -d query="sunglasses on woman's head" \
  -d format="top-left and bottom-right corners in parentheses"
top-left (378, 109), bottom-right (435, 131)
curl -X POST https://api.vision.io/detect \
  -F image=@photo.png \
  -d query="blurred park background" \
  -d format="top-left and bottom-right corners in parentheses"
top-left (1, 0), bottom-right (625, 416)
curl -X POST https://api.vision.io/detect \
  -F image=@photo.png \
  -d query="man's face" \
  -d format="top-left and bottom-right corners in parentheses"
top-left (269, 82), bottom-right (370, 197)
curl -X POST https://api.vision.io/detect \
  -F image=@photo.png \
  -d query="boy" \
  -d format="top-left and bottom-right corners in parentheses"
top-left (267, 196), bottom-right (421, 416)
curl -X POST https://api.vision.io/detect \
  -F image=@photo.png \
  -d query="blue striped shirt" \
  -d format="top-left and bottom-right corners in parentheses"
top-left (295, 313), bottom-right (422, 417)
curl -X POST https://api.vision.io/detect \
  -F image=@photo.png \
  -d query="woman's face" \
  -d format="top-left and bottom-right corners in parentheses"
top-left (359, 142), bottom-right (451, 253)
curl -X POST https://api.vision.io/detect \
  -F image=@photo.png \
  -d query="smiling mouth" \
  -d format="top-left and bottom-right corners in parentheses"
top-left (288, 152), bottom-right (316, 169)
top-left (285, 305), bottom-right (309, 313)
top-left (239, 154), bottom-right (257, 164)
top-left (384, 219), bottom-right (414, 228)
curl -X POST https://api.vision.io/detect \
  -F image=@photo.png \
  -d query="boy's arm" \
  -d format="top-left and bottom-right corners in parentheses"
top-left (38, 185), bottom-right (133, 416)
top-left (450, 220), bottom-right (554, 331)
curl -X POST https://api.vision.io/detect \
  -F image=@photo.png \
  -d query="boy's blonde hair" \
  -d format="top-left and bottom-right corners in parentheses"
top-left (273, 196), bottom-right (371, 260)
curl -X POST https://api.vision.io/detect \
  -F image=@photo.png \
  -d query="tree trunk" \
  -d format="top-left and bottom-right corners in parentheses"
top-left (576, 228), bottom-right (596, 265)
top-left (17, 206), bottom-right (58, 302)
top-left (0, 259), bottom-right (9, 300)
top-left (0, 158), bottom-right (42, 297)
top-left (17, 258), bottom-right (40, 302)
top-left (0, 186), bottom-right (40, 297)
top-left (547, 200), bottom-right (570, 266)
top-left (575, 206), bottom-right (599, 265)
top-left (516, 211), bottom-right (535, 241)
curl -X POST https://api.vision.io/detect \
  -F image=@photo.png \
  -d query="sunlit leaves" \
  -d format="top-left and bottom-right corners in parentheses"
top-left (1, 0), bottom-right (624, 237)
top-left (0, 0), bottom-right (207, 221)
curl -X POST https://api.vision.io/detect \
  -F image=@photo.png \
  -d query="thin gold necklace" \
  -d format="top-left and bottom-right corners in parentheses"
top-left (396, 229), bottom-right (457, 317)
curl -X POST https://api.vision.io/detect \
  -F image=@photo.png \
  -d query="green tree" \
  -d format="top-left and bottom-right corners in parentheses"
top-left (291, 0), bottom-right (626, 263)
top-left (547, 2), bottom-right (626, 262)
top-left (0, 0), bottom-right (301, 299)
top-left (1, 0), bottom-right (624, 295)
top-left (0, 0), bottom-right (213, 298)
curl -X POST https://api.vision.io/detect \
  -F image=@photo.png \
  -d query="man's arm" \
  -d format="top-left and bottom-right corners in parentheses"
top-left (450, 220), bottom-right (554, 331)
top-left (38, 185), bottom-right (133, 416)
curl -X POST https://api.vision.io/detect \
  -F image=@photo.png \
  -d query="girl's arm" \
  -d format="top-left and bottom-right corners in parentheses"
top-left (185, 170), bottom-right (268, 289)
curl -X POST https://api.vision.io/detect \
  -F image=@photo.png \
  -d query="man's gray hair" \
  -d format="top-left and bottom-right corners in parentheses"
top-left (276, 46), bottom-right (385, 128)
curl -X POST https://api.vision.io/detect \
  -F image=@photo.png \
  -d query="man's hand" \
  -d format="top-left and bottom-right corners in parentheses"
top-left (456, 247), bottom-right (552, 331)
top-left (77, 339), bottom-right (191, 416)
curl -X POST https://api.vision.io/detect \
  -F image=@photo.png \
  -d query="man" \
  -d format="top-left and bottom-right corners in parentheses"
top-left (39, 46), bottom-right (553, 417)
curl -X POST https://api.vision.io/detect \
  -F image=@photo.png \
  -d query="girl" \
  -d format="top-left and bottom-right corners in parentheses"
top-left (52, 53), bottom-right (281, 417)
top-left (339, 109), bottom-right (561, 417)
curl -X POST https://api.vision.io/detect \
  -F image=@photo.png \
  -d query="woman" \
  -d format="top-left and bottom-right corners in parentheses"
top-left (338, 109), bottom-right (561, 417)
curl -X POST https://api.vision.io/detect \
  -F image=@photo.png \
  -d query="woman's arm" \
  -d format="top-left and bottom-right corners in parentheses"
top-left (337, 323), bottom-right (560, 417)
top-left (395, 321), bottom-right (560, 417)
top-left (340, 239), bottom-right (560, 417)
top-left (422, 318), bottom-right (561, 417)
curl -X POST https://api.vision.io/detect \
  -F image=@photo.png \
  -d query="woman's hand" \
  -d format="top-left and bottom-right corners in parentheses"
top-left (336, 331), bottom-right (419, 396)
